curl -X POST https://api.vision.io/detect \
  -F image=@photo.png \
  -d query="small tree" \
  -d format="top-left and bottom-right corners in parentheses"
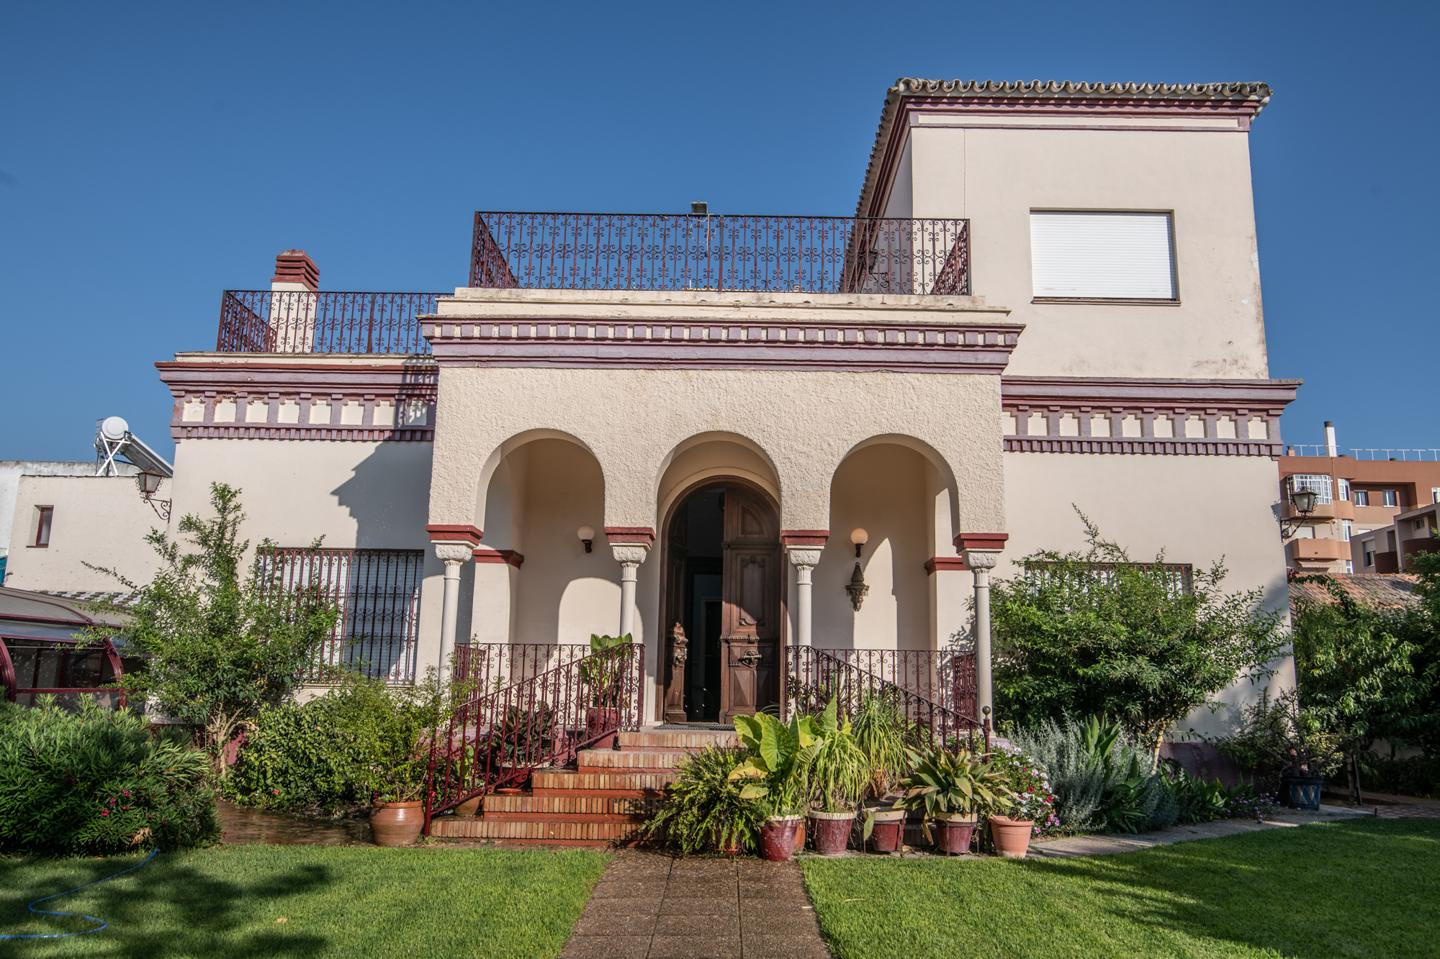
top-left (989, 512), bottom-right (1286, 766)
top-left (93, 483), bottom-right (338, 775)
top-left (1291, 576), bottom-right (1421, 803)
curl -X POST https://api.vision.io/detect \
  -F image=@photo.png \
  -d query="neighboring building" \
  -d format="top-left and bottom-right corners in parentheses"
top-left (1278, 423), bottom-right (1440, 574)
top-left (1352, 501), bottom-right (1440, 574)
top-left (154, 77), bottom-right (1297, 758)
top-left (0, 586), bottom-right (134, 707)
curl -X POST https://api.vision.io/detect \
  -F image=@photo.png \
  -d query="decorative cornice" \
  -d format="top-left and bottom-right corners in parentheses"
top-left (780, 530), bottom-right (830, 548)
top-left (954, 532), bottom-right (1008, 552)
top-left (924, 556), bottom-right (968, 574)
top-left (604, 526), bottom-right (656, 547)
top-left (857, 79), bottom-right (1271, 219)
top-left (422, 317), bottom-right (1020, 375)
top-left (156, 358), bottom-right (437, 442)
top-left (427, 524), bottom-right (483, 547)
top-left (1000, 376), bottom-right (1299, 457)
top-left (473, 547), bottom-right (524, 568)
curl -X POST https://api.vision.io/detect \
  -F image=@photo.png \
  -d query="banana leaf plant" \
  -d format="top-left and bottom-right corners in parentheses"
top-left (892, 746), bottom-right (1012, 841)
top-left (728, 708), bottom-right (819, 817)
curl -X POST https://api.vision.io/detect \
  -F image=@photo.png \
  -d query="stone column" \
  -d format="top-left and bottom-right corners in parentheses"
top-left (964, 550), bottom-right (999, 723)
top-left (611, 544), bottom-right (649, 637)
top-left (786, 547), bottom-right (822, 647)
top-left (434, 543), bottom-right (473, 666)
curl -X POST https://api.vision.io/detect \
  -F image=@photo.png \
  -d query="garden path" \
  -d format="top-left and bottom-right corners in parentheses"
top-left (560, 852), bottom-right (831, 959)
top-left (1029, 803), bottom-right (1367, 858)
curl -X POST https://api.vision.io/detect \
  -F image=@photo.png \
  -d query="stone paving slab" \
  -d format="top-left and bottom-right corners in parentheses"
top-left (561, 852), bottom-right (830, 959)
top-left (1029, 803), bottom-right (1369, 858)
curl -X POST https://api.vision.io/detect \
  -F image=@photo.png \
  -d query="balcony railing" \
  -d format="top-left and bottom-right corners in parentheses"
top-left (470, 212), bottom-right (971, 296)
top-left (217, 290), bottom-right (439, 354)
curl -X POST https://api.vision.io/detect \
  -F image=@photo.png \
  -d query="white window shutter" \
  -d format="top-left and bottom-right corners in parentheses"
top-left (1030, 212), bottom-right (1177, 299)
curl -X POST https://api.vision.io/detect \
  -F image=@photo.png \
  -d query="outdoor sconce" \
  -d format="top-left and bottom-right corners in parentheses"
top-left (1279, 486), bottom-right (1320, 539)
top-left (845, 528), bottom-right (870, 612)
top-left (136, 471), bottom-right (163, 497)
top-left (577, 525), bottom-right (595, 553)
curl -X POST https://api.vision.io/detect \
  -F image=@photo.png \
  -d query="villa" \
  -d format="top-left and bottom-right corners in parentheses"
top-left (150, 79), bottom-right (1297, 840)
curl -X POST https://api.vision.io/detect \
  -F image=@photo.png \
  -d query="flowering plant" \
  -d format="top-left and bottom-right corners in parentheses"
top-left (986, 744), bottom-right (1060, 836)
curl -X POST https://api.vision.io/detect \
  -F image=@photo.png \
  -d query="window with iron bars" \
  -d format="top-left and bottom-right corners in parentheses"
top-left (1022, 560), bottom-right (1195, 598)
top-left (259, 547), bottom-right (424, 683)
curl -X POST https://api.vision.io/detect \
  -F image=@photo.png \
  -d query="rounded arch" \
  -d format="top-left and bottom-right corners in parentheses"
top-left (654, 431), bottom-right (783, 523)
top-left (830, 433), bottom-right (961, 544)
top-left (474, 428), bottom-right (606, 539)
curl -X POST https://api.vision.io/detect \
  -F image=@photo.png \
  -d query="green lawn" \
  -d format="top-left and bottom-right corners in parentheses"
top-left (801, 819), bottom-right (1440, 959)
top-left (0, 844), bottom-right (607, 959)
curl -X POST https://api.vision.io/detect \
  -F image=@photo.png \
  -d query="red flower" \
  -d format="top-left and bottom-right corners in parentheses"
top-left (121, 789), bottom-right (132, 799)
top-left (100, 809), bottom-right (110, 817)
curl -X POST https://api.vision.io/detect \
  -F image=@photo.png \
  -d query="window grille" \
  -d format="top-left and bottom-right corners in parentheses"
top-left (1289, 474), bottom-right (1333, 506)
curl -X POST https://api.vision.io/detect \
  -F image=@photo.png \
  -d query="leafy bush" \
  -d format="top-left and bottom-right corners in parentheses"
top-left (803, 701), bottom-right (870, 813)
top-left (730, 708), bottom-right (818, 817)
top-left (0, 699), bottom-right (218, 853)
top-left (1355, 752), bottom-right (1440, 799)
top-left (229, 673), bottom-right (455, 814)
top-left (894, 747), bottom-right (1009, 833)
top-left (643, 746), bottom-right (765, 855)
top-left (986, 744), bottom-right (1060, 834)
top-left (851, 692), bottom-right (910, 799)
top-left (1214, 690), bottom-right (1342, 799)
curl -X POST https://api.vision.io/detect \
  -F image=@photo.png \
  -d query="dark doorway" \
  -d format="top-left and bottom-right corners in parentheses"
top-left (662, 482), bottom-right (781, 723)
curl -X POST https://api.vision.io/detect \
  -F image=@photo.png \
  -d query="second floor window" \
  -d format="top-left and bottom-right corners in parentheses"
top-left (1030, 211), bottom-right (1177, 301)
top-left (1383, 490), bottom-right (1399, 508)
top-left (1342, 520), bottom-right (1354, 542)
top-left (1432, 487), bottom-right (1440, 504)
top-left (1290, 474), bottom-right (1333, 506)
top-left (33, 506), bottom-right (53, 548)
top-left (1355, 490), bottom-right (1371, 506)
top-left (1338, 478), bottom-right (1352, 501)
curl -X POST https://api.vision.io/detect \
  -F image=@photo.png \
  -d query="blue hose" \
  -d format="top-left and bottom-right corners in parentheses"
top-left (0, 848), bottom-right (159, 940)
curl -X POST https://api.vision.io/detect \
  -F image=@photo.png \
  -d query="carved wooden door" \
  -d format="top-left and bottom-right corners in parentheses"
top-left (719, 487), bottom-right (780, 722)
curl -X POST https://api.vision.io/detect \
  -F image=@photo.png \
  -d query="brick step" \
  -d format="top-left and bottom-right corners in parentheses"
top-left (432, 837), bottom-right (616, 849)
top-left (530, 769), bottom-right (675, 795)
top-left (482, 811), bottom-right (647, 825)
top-left (485, 792), bottom-right (660, 817)
top-left (577, 749), bottom-right (688, 771)
top-left (616, 729), bottom-right (739, 752)
top-left (430, 815), bottom-right (643, 843)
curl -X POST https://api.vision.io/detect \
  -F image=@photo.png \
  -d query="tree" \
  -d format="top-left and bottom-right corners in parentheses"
top-left (988, 512), bottom-right (1287, 766)
top-left (92, 483), bottom-right (338, 775)
top-left (1406, 549), bottom-right (1440, 757)
top-left (1291, 576), bottom-right (1421, 803)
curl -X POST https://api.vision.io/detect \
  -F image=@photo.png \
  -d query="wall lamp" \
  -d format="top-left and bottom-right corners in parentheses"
top-left (1279, 486), bottom-right (1319, 539)
top-left (845, 527), bottom-right (870, 611)
top-left (577, 525), bottom-right (595, 553)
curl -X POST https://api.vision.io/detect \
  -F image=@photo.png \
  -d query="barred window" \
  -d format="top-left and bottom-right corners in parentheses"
top-left (260, 547), bottom-right (424, 683)
top-left (1289, 474), bottom-right (1333, 506)
top-left (1024, 560), bottom-right (1195, 597)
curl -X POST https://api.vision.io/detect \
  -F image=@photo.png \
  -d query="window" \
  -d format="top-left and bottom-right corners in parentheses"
top-left (1363, 545), bottom-right (1375, 567)
top-left (1345, 560), bottom-right (1355, 574)
top-left (1030, 211), bottom-right (1177, 300)
top-left (1355, 490), bottom-right (1370, 507)
top-left (1338, 478), bottom-right (1352, 501)
top-left (1024, 560), bottom-right (1194, 597)
top-left (1432, 487), bottom-right (1440, 504)
top-left (1342, 520), bottom-right (1354, 542)
top-left (1383, 490), bottom-right (1399, 508)
top-left (32, 506), bottom-right (53, 548)
top-left (1289, 474), bottom-right (1333, 506)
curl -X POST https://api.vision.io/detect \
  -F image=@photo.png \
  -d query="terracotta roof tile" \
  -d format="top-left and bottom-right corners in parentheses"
top-left (1288, 573), bottom-right (1422, 612)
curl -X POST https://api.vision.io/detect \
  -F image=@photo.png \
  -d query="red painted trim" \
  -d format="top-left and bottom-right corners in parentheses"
top-left (472, 547), bottom-right (524, 568)
top-left (954, 533), bottom-right (1008, 552)
top-left (1006, 437), bottom-right (1284, 457)
top-left (426, 524), bottom-right (482, 546)
top-left (603, 526), bottom-right (656, 547)
top-left (780, 530), bottom-right (830, 548)
top-left (924, 557), bottom-right (968, 574)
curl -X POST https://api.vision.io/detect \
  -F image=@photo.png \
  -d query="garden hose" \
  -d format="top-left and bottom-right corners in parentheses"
top-left (0, 848), bottom-right (159, 941)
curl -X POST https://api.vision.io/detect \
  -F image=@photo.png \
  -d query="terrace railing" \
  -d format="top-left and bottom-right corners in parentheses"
top-left (470, 212), bottom-right (971, 296)
top-left (785, 645), bottom-right (986, 749)
top-left (216, 290), bottom-right (440, 354)
top-left (423, 641), bottom-right (644, 831)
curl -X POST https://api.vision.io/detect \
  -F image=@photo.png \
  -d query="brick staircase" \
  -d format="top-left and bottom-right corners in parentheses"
top-left (429, 727), bottom-right (736, 846)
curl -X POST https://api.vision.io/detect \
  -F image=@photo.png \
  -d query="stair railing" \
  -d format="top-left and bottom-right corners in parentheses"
top-left (423, 641), bottom-right (643, 833)
top-left (785, 645), bottom-right (988, 751)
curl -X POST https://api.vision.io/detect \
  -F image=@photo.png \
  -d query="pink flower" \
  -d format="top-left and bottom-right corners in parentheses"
top-left (100, 809), bottom-right (110, 817)
top-left (121, 789), bottom-right (132, 799)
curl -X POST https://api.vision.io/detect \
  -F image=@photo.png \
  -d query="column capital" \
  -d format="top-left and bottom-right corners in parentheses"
top-left (427, 523), bottom-right (483, 548)
top-left (780, 529), bottom-right (829, 549)
top-left (785, 546), bottom-right (823, 569)
top-left (604, 526), bottom-right (655, 549)
top-left (611, 543), bottom-right (650, 566)
top-left (435, 542), bottom-right (473, 565)
top-left (963, 550), bottom-right (1000, 572)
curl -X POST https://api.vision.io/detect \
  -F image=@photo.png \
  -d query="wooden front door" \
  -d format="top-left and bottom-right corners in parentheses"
top-left (718, 486), bottom-right (780, 722)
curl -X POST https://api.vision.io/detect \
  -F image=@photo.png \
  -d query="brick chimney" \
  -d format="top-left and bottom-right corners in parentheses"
top-left (272, 249), bottom-right (319, 291)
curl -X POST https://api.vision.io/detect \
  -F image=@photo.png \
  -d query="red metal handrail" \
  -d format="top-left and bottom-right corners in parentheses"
top-left (469, 212), bottom-right (971, 296)
top-left (785, 645), bottom-right (986, 749)
top-left (216, 291), bottom-right (440, 354)
top-left (423, 642), bottom-right (644, 832)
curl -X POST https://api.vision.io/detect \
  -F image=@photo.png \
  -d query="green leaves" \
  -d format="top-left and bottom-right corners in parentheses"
top-left (894, 746), bottom-right (1010, 825)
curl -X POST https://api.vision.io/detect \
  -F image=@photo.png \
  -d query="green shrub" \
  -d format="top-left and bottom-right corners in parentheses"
top-left (643, 746), bottom-right (765, 855)
top-left (0, 699), bottom-right (217, 853)
top-left (1355, 752), bottom-right (1440, 799)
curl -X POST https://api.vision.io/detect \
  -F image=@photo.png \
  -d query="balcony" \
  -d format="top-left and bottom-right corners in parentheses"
top-left (1285, 537), bottom-right (1352, 567)
top-left (217, 290), bottom-right (440, 355)
top-left (469, 212), bottom-right (971, 296)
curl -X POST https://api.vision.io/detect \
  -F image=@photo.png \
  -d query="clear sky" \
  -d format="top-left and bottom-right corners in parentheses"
top-left (2, 0), bottom-right (1436, 461)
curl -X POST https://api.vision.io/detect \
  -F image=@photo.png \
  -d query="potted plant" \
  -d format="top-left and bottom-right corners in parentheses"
top-left (986, 746), bottom-right (1056, 859)
top-left (1279, 710), bottom-right (1342, 811)
top-left (853, 692), bottom-right (910, 854)
top-left (895, 746), bottom-right (1008, 855)
top-left (579, 633), bottom-right (630, 749)
top-left (642, 745), bottom-right (765, 855)
top-left (802, 700), bottom-right (869, 855)
top-left (729, 709), bottom-right (817, 861)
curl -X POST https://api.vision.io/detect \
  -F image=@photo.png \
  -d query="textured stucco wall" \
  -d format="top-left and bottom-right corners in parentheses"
top-left (4, 474), bottom-right (168, 592)
top-left (427, 367), bottom-right (1007, 538)
top-left (907, 119), bottom-right (1269, 380)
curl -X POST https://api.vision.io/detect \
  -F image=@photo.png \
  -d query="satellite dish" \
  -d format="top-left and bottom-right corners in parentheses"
top-left (100, 415), bottom-right (130, 442)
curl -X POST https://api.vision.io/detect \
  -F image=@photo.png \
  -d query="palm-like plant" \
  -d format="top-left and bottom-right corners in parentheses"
top-left (802, 700), bottom-right (870, 813)
top-left (851, 691), bottom-right (909, 799)
top-left (895, 746), bottom-right (1011, 840)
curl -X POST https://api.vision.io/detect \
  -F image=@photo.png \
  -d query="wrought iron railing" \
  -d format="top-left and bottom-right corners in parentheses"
top-left (452, 642), bottom-right (593, 692)
top-left (785, 645), bottom-right (986, 749)
top-left (469, 212), bottom-right (971, 296)
top-left (423, 642), bottom-right (644, 830)
top-left (216, 291), bottom-right (440, 354)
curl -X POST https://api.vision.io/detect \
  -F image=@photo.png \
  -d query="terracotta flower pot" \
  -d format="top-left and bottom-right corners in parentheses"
top-left (989, 815), bottom-right (1034, 859)
top-left (585, 706), bottom-right (620, 750)
top-left (370, 801), bottom-right (424, 847)
top-left (794, 817), bottom-right (807, 854)
top-left (808, 810), bottom-right (855, 856)
top-left (760, 816), bottom-right (802, 862)
top-left (454, 796), bottom-right (481, 817)
top-left (867, 809), bottom-right (904, 854)
top-left (932, 814), bottom-right (978, 855)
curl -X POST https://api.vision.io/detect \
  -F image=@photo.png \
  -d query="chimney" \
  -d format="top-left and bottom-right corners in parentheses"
top-left (1325, 421), bottom-right (1338, 458)
top-left (272, 249), bottom-right (319, 292)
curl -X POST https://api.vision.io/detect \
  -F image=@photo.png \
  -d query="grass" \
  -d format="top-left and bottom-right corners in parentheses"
top-left (801, 819), bottom-right (1440, 959)
top-left (0, 844), bottom-right (608, 958)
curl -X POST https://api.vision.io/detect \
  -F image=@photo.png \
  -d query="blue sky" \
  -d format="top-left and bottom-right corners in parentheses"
top-left (2, 0), bottom-right (1436, 460)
